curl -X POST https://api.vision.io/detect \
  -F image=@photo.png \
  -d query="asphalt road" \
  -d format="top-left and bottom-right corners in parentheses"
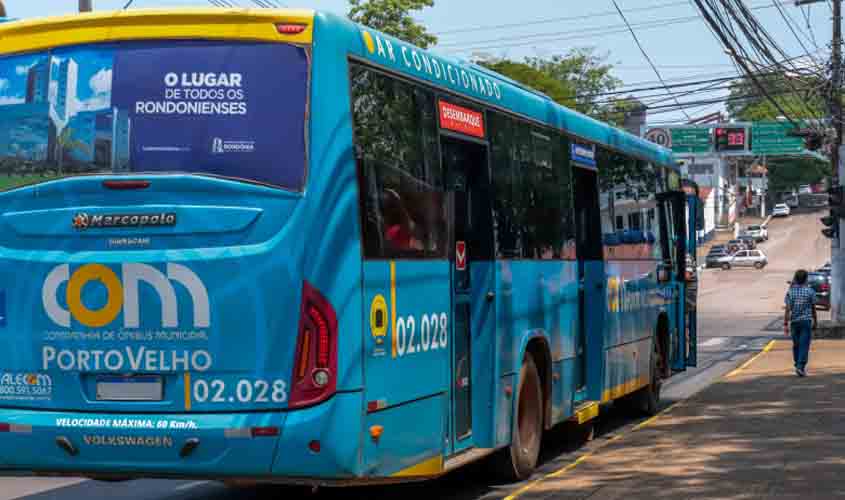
top-left (0, 211), bottom-right (829, 500)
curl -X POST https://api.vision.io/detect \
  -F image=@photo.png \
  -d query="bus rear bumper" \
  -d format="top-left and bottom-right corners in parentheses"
top-left (0, 392), bottom-right (362, 480)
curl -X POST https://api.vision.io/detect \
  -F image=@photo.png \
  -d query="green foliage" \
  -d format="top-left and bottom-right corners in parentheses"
top-left (478, 60), bottom-right (575, 107)
top-left (348, 0), bottom-right (437, 49)
top-left (478, 48), bottom-right (625, 123)
top-left (726, 73), bottom-right (827, 122)
top-left (766, 157), bottom-right (831, 194)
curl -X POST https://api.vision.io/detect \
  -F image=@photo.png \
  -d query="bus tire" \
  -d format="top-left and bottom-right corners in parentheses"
top-left (493, 354), bottom-right (543, 481)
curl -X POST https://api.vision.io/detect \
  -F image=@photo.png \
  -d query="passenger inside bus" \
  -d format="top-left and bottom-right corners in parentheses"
top-left (382, 189), bottom-right (424, 252)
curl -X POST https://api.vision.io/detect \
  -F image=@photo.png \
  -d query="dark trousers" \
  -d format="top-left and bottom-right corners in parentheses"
top-left (790, 320), bottom-right (813, 371)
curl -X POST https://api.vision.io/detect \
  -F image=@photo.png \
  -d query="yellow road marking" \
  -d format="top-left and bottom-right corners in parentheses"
top-left (726, 340), bottom-right (775, 378)
top-left (504, 339), bottom-right (776, 499)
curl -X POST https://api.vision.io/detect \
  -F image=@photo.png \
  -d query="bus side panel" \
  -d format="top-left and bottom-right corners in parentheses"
top-left (361, 261), bottom-right (450, 464)
top-left (362, 393), bottom-right (446, 477)
top-left (602, 260), bottom-right (664, 402)
top-left (495, 260), bottom-right (578, 442)
top-left (469, 260), bottom-right (496, 448)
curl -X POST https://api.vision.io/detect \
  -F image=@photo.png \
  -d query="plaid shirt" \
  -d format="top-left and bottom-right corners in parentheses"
top-left (785, 285), bottom-right (816, 323)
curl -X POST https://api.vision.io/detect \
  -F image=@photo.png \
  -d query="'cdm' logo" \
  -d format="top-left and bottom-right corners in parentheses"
top-left (42, 264), bottom-right (210, 329)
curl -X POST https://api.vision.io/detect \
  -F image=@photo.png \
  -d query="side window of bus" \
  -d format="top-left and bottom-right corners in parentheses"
top-left (349, 64), bottom-right (447, 259)
top-left (596, 150), bottom-right (662, 260)
top-left (488, 113), bottom-right (573, 259)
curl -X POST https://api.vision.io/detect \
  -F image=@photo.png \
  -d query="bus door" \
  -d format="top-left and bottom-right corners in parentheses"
top-left (571, 164), bottom-right (605, 404)
top-left (657, 191), bottom-right (690, 372)
top-left (441, 135), bottom-right (495, 454)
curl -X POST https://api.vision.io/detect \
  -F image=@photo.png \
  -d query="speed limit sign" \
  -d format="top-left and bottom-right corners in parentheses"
top-left (645, 128), bottom-right (672, 148)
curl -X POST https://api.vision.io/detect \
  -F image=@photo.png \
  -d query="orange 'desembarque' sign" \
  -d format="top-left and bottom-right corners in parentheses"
top-left (438, 101), bottom-right (485, 139)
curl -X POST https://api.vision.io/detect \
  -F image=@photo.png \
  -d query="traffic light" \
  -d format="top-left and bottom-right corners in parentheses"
top-left (714, 127), bottom-right (747, 152)
top-left (822, 186), bottom-right (844, 239)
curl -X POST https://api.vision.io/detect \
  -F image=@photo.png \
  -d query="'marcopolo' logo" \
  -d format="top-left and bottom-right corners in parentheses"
top-left (72, 212), bottom-right (177, 231)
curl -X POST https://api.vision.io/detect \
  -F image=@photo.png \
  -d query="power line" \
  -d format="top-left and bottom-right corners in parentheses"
top-left (444, 2), bottom-right (788, 54)
top-left (435, 0), bottom-right (788, 37)
top-left (611, 0), bottom-right (691, 120)
top-left (435, 0), bottom-right (693, 36)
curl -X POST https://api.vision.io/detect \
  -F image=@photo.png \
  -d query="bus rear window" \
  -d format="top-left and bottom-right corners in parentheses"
top-left (0, 40), bottom-right (308, 191)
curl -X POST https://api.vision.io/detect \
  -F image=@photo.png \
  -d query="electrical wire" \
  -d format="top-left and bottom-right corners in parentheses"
top-left (443, 3), bottom-right (789, 54)
top-left (611, 0), bottom-right (691, 120)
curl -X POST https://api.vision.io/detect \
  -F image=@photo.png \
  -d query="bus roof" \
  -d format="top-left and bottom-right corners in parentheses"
top-left (0, 8), bottom-right (315, 54)
top-left (0, 7), bottom-right (675, 169)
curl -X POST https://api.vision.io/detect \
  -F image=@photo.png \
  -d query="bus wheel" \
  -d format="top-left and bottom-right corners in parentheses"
top-left (493, 354), bottom-right (543, 481)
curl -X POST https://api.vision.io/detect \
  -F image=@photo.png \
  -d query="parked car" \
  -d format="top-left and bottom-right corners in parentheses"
top-left (706, 250), bottom-right (730, 268)
top-left (784, 197), bottom-right (799, 208)
top-left (727, 239), bottom-right (752, 253)
top-left (718, 249), bottom-right (768, 270)
top-left (745, 224), bottom-right (768, 242)
top-left (808, 272), bottom-right (831, 310)
top-left (772, 203), bottom-right (791, 217)
top-left (738, 235), bottom-right (757, 249)
top-left (818, 261), bottom-right (831, 274)
top-left (710, 244), bottom-right (727, 253)
top-left (798, 184), bottom-right (813, 195)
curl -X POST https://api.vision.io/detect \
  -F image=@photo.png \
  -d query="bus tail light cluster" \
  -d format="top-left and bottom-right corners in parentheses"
top-left (289, 281), bottom-right (338, 409)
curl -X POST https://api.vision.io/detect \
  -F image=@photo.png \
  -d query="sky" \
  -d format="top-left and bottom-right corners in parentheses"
top-left (1, 0), bottom-right (836, 125)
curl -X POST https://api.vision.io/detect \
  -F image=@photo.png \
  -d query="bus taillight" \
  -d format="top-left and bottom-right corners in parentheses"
top-left (289, 281), bottom-right (338, 409)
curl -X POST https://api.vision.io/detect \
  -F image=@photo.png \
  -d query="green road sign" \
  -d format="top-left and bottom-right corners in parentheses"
top-left (751, 121), bottom-right (804, 155)
top-left (669, 127), bottom-right (711, 154)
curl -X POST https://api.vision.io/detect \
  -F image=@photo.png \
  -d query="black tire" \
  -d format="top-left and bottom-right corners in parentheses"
top-left (754, 262), bottom-right (764, 270)
top-left (492, 354), bottom-right (543, 481)
top-left (721, 263), bottom-right (731, 270)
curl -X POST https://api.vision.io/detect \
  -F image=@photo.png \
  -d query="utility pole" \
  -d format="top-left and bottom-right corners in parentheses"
top-left (834, 0), bottom-right (844, 322)
top-left (0, 1), bottom-right (6, 18)
top-left (797, 0), bottom-right (843, 321)
top-left (79, 0), bottom-right (92, 12)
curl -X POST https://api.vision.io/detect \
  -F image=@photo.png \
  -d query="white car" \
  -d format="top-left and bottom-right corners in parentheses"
top-left (798, 184), bottom-right (813, 194)
top-left (717, 249), bottom-right (768, 270)
top-left (745, 224), bottom-right (768, 242)
top-left (772, 204), bottom-right (791, 217)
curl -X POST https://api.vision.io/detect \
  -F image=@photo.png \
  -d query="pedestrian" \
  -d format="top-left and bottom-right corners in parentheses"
top-left (784, 269), bottom-right (817, 377)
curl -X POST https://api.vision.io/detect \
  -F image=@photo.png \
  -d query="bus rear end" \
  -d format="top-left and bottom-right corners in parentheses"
top-left (0, 9), bottom-right (364, 482)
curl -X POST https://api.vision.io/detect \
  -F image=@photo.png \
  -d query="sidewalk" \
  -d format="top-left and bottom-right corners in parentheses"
top-left (511, 340), bottom-right (845, 500)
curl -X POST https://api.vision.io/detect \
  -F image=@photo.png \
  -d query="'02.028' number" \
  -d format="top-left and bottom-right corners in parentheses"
top-left (395, 312), bottom-right (448, 358)
top-left (193, 379), bottom-right (287, 404)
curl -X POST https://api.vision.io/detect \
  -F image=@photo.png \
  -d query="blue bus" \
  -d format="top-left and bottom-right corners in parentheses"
top-left (0, 8), bottom-right (697, 484)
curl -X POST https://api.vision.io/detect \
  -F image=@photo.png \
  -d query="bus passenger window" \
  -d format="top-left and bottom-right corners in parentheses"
top-left (350, 64), bottom-right (446, 259)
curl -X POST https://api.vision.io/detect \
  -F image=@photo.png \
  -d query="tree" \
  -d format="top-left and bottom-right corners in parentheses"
top-left (348, 0), bottom-right (436, 49)
top-left (726, 72), bottom-right (827, 122)
top-left (477, 48), bottom-right (623, 122)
